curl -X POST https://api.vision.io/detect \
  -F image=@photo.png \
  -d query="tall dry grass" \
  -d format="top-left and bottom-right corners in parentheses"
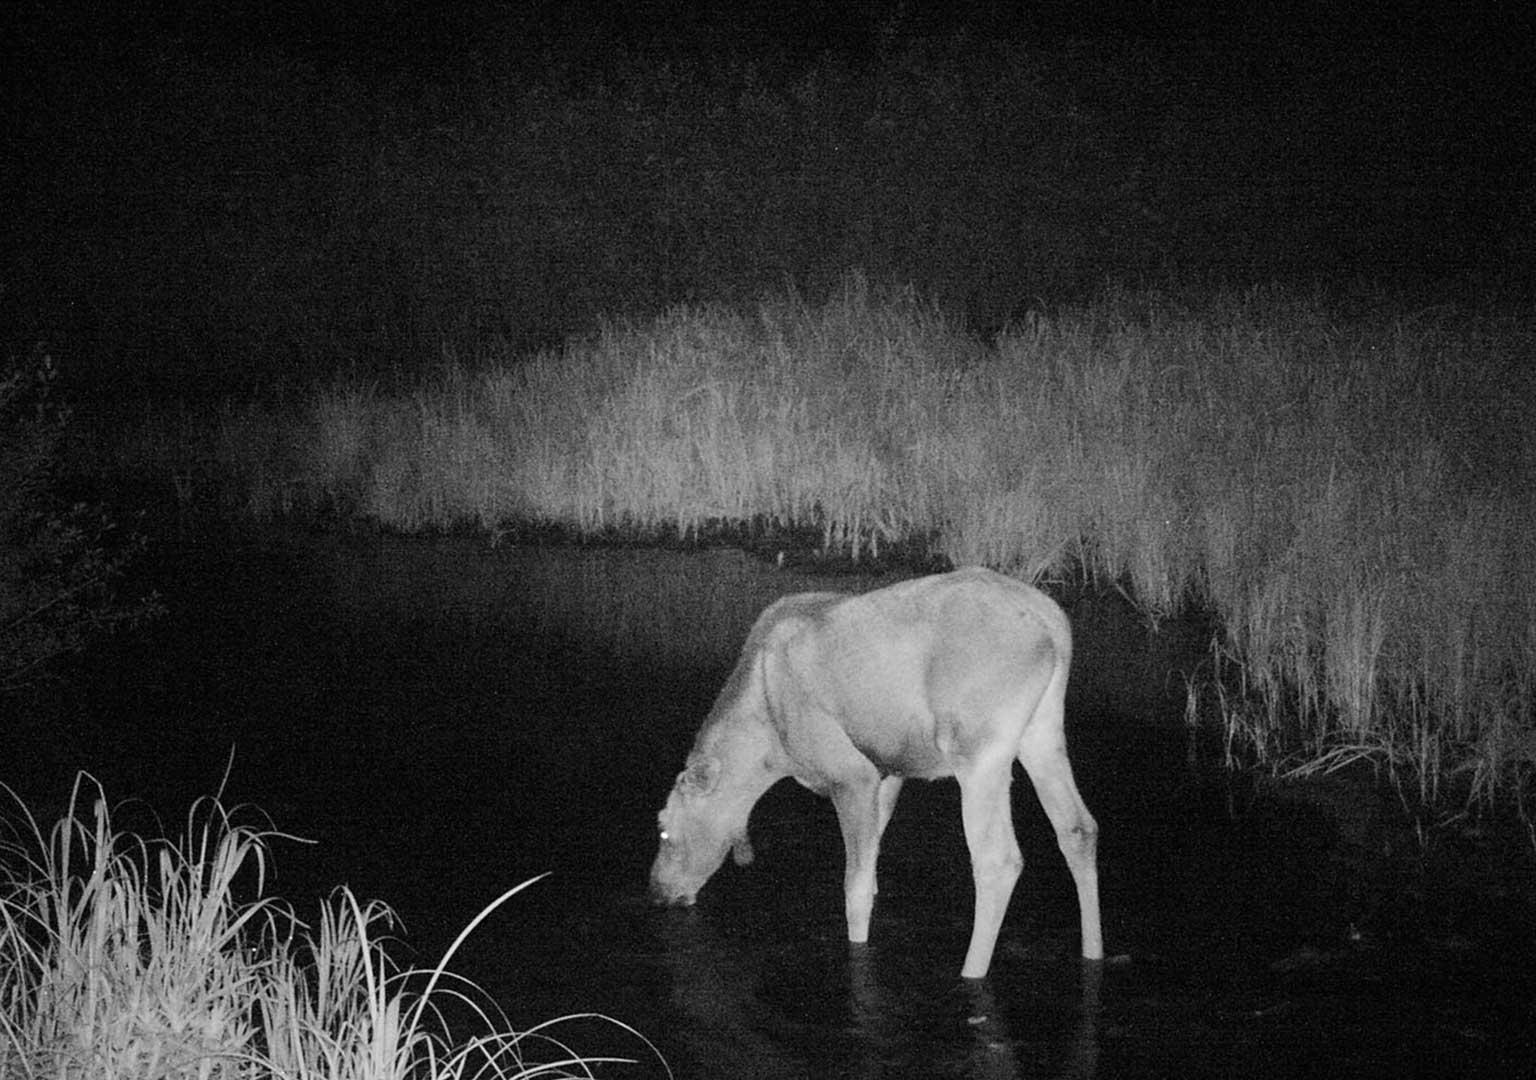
top-left (85, 279), bottom-right (1536, 804)
top-left (0, 776), bottom-right (660, 1079)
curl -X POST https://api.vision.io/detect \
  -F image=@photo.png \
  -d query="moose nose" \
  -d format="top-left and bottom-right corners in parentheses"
top-left (649, 881), bottom-right (695, 907)
top-left (652, 889), bottom-right (696, 908)
top-left (648, 869), bottom-right (696, 907)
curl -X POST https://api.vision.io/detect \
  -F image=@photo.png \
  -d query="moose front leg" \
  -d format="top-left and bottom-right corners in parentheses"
top-left (874, 775), bottom-right (903, 847)
top-left (832, 781), bottom-right (886, 943)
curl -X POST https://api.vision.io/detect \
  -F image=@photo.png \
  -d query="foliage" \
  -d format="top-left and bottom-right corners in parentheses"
top-left (0, 343), bottom-right (162, 691)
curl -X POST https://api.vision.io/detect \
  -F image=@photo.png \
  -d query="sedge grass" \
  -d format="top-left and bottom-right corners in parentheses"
top-left (78, 278), bottom-right (1536, 807)
top-left (0, 775), bottom-right (664, 1080)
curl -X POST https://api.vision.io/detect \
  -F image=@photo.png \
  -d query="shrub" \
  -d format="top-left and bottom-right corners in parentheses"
top-left (0, 343), bottom-right (161, 691)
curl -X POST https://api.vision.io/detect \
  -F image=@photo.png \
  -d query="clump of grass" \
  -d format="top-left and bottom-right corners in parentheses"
top-left (0, 775), bottom-right (663, 1079)
top-left (0, 776), bottom-right (280, 1078)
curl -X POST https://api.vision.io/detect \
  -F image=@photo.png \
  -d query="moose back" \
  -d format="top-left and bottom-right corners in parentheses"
top-left (648, 567), bottom-right (1102, 979)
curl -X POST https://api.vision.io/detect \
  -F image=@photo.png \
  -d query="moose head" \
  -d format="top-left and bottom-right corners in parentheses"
top-left (648, 753), bottom-right (757, 906)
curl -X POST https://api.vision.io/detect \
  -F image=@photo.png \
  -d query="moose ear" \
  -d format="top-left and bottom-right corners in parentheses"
top-left (730, 832), bottom-right (755, 867)
top-left (678, 755), bottom-right (721, 796)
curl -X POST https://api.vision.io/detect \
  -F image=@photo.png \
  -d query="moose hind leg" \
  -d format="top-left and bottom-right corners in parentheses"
top-left (1019, 738), bottom-right (1103, 960)
top-left (957, 761), bottom-right (1023, 979)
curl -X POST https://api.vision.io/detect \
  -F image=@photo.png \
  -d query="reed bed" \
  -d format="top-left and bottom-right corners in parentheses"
top-left (88, 280), bottom-right (1536, 804)
top-left (0, 776), bottom-right (659, 1079)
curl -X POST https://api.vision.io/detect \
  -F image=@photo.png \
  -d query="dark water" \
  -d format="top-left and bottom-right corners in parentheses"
top-left (8, 533), bottom-right (1535, 1078)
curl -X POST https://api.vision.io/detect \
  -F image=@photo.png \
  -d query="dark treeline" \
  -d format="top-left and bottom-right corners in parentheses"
top-left (4, 0), bottom-right (1531, 403)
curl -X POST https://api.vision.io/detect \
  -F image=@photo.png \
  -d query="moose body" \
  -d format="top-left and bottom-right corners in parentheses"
top-left (649, 567), bottom-right (1102, 979)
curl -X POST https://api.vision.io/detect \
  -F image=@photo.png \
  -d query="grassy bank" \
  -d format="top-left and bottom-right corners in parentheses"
top-left (0, 777), bottom-right (655, 1079)
top-left (91, 280), bottom-right (1535, 806)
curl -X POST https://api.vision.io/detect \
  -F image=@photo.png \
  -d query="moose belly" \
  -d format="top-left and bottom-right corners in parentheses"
top-left (846, 711), bottom-right (965, 780)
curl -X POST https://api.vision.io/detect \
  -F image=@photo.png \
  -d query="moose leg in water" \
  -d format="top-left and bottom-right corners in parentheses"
top-left (649, 567), bottom-right (1102, 979)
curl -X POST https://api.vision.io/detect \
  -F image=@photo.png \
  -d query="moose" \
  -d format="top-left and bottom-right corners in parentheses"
top-left (649, 567), bottom-right (1102, 979)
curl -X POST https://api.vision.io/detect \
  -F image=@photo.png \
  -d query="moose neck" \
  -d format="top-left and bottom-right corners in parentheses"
top-left (698, 703), bottom-right (789, 822)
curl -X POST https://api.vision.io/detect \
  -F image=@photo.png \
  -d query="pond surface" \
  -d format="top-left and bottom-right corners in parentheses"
top-left (8, 531), bottom-right (1535, 1078)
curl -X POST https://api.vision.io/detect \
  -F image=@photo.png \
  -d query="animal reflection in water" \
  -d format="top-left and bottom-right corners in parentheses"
top-left (649, 567), bottom-right (1102, 978)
